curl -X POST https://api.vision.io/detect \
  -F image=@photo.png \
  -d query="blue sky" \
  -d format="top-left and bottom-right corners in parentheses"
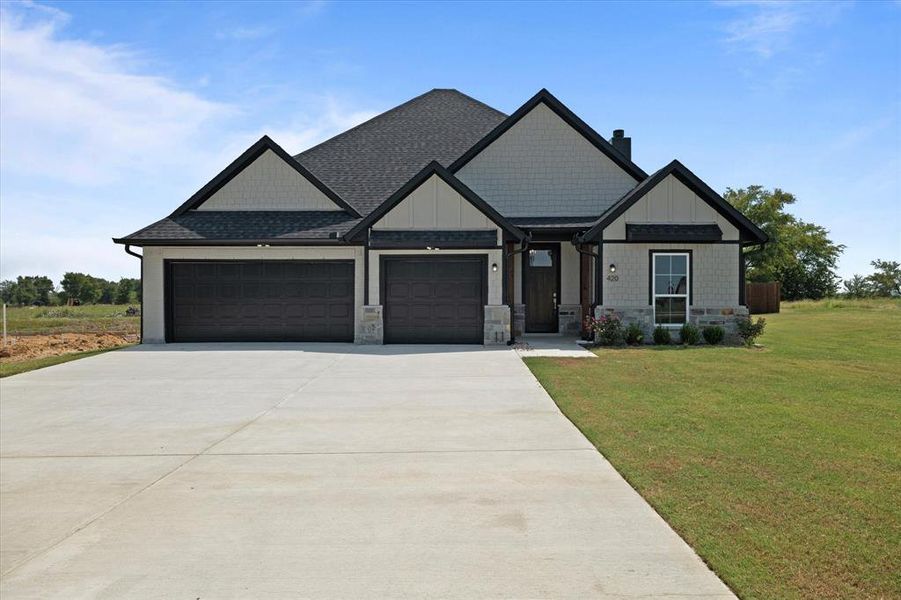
top-left (1, 0), bottom-right (898, 284)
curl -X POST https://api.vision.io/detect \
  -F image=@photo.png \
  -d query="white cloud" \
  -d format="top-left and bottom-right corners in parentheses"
top-left (0, 1), bottom-right (377, 284)
top-left (215, 25), bottom-right (275, 41)
top-left (0, 3), bottom-right (233, 186)
top-left (717, 0), bottom-right (849, 58)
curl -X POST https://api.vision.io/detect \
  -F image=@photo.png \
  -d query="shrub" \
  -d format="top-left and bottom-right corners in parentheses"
top-left (653, 325), bottom-right (671, 345)
top-left (702, 325), bottom-right (725, 345)
top-left (680, 323), bottom-right (701, 345)
top-left (737, 316), bottom-right (767, 346)
top-left (624, 323), bottom-right (644, 346)
top-left (592, 315), bottom-right (624, 346)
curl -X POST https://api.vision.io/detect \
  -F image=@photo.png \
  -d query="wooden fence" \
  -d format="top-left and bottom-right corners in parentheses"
top-left (745, 282), bottom-right (780, 314)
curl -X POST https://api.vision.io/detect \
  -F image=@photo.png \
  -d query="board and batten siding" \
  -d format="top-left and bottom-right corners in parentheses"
top-left (196, 149), bottom-right (344, 211)
top-left (604, 174), bottom-right (739, 240)
top-left (456, 102), bottom-right (637, 217)
top-left (602, 242), bottom-right (739, 308)
top-left (140, 246), bottom-right (364, 343)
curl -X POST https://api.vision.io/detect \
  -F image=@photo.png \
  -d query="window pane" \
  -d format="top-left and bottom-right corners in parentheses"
top-left (671, 255), bottom-right (687, 275)
top-left (655, 275), bottom-right (671, 295)
top-left (655, 254), bottom-right (670, 275)
top-left (674, 275), bottom-right (687, 294)
top-left (655, 297), bottom-right (687, 324)
top-left (529, 250), bottom-right (553, 267)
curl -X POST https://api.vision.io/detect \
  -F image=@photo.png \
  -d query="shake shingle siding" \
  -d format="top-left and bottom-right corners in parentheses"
top-left (456, 103), bottom-right (638, 218)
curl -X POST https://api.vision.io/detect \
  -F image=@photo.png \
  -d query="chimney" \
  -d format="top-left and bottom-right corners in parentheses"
top-left (610, 129), bottom-right (631, 161)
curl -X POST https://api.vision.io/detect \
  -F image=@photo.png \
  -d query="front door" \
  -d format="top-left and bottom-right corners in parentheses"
top-left (524, 244), bottom-right (559, 332)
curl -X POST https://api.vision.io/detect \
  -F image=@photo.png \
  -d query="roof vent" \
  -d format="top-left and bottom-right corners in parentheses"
top-left (329, 231), bottom-right (339, 239)
top-left (610, 129), bottom-right (631, 161)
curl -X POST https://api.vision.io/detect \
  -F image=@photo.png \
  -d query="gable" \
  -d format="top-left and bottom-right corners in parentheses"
top-left (604, 174), bottom-right (739, 240)
top-left (456, 102), bottom-right (639, 217)
top-left (373, 174), bottom-right (496, 231)
top-left (195, 149), bottom-right (345, 212)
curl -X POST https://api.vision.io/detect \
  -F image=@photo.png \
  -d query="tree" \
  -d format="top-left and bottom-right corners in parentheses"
top-left (725, 186), bottom-right (845, 300)
top-left (867, 259), bottom-right (900, 297)
top-left (843, 274), bottom-right (872, 298)
top-left (0, 276), bottom-right (55, 305)
top-left (844, 259), bottom-right (900, 298)
top-left (114, 278), bottom-right (141, 304)
top-left (60, 272), bottom-right (103, 305)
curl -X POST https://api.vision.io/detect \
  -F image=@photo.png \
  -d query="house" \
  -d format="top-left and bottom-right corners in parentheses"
top-left (113, 89), bottom-right (767, 345)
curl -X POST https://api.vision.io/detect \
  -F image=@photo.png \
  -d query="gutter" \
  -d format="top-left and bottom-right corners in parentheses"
top-left (122, 244), bottom-right (143, 343)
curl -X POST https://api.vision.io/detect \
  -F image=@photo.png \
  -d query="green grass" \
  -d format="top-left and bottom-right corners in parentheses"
top-left (3, 304), bottom-right (139, 335)
top-left (524, 298), bottom-right (901, 599)
top-left (0, 345), bottom-right (132, 378)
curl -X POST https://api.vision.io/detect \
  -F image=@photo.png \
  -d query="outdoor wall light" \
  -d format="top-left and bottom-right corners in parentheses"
top-left (609, 263), bottom-right (616, 273)
top-left (491, 263), bottom-right (498, 272)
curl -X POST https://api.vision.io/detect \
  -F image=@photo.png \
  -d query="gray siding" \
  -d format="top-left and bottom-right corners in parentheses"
top-left (198, 149), bottom-right (344, 211)
top-left (602, 243), bottom-right (739, 308)
top-left (457, 103), bottom-right (637, 217)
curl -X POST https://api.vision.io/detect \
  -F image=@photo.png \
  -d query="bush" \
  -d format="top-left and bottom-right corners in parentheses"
top-left (680, 323), bottom-right (700, 345)
top-left (737, 316), bottom-right (767, 346)
top-left (624, 323), bottom-right (644, 346)
top-left (653, 326), bottom-right (671, 345)
top-left (702, 325), bottom-right (725, 345)
top-left (592, 315), bottom-right (624, 346)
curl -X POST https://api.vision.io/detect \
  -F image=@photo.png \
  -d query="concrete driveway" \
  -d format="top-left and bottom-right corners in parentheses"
top-left (1, 344), bottom-right (732, 599)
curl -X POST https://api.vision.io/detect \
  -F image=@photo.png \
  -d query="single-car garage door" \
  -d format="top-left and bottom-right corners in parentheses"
top-left (382, 256), bottom-right (485, 344)
top-left (167, 260), bottom-right (354, 342)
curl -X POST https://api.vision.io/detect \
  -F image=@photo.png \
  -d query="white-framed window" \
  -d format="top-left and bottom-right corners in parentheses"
top-left (652, 252), bottom-right (689, 326)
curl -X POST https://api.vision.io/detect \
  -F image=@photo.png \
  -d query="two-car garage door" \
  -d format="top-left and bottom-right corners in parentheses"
top-left (167, 260), bottom-right (354, 342)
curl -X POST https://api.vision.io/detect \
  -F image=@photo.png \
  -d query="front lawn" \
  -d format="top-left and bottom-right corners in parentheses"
top-left (525, 299), bottom-right (900, 599)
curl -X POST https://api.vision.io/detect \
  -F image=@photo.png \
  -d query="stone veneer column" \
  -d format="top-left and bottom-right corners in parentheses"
top-left (512, 304), bottom-right (525, 338)
top-left (356, 305), bottom-right (383, 344)
top-left (557, 304), bottom-right (582, 335)
top-left (484, 305), bottom-right (511, 345)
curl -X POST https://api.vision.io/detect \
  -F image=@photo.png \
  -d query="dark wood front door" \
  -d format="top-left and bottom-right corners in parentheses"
top-left (524, 244), bottom-right (560, 333)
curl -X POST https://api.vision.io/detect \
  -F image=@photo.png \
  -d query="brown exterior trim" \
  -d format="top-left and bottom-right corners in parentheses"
top-left (579, 244), bottom-right (591, 335)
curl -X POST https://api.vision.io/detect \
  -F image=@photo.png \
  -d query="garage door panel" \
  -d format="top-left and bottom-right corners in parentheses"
top-left (383, 257), bottom-right (484, 344)
top-left (168, 260), bottom-right (354, 342)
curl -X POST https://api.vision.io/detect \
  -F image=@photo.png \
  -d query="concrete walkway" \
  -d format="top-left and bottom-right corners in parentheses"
top-left (0, 344), bottom-right (733, 599)
top-left (514, 335), bottom-right (598, 358)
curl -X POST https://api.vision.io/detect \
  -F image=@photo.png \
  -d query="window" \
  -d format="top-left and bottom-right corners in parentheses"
top-left (652, 252), bottom-right (689, 325)
top-left (528, 249), bottom-right (553, 267)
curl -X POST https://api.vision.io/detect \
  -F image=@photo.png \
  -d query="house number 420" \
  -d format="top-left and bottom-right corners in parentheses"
top-left (607, 274), bottom-right (619, 282)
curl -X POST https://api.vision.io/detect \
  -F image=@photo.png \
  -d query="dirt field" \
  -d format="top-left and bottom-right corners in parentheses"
top-left (0, 333), bottom-right (137, 363)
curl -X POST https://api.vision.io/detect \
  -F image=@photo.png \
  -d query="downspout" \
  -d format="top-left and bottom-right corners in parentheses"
top-left (504, 235), bottom-right (531, 344)
top-left (123, 244), bottom-right (143, 343)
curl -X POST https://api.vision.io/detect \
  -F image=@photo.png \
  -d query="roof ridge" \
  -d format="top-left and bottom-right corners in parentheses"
top-left (294, 89), bottom-right (505, 160)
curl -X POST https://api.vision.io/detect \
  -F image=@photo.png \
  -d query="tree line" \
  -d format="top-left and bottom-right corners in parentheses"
top-left (0, 273), bottom-right (142, 306)
top-left (726, 187), bottom-right (899, 300)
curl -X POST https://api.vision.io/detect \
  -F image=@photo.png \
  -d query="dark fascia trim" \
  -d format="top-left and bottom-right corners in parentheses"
top-left (578, 159), bottom-right (768, 244)
top-left (603, 239), bottom-right (740, 244)
top-left (112, 238), bottom-right (353, 247)
top-left (370, 242), bottom-right (503, 250)
top-left (168, 135), bottom-right (361, 218)
top-left (343, 161), bottom-right (525, 242)
top-left (448, 88), bottom-right (648, 181)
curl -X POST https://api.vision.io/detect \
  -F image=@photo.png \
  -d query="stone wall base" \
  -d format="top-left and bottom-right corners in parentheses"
top-left (557, 304), bottom-right (582, 335)
top-left (484, 305), bottom-right (511, 345)
top-left (356, 305), bottom-right (383, 344)
top-left (512, 304), bottom-right (525, 339)
top-left (595, 305), bottom-right (749, 344)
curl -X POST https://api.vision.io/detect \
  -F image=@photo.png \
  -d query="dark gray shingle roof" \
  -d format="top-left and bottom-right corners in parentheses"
top-left (294, 89), bottom-right (507, 216)
top-left (115, 211), bottom-right (360, 244)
